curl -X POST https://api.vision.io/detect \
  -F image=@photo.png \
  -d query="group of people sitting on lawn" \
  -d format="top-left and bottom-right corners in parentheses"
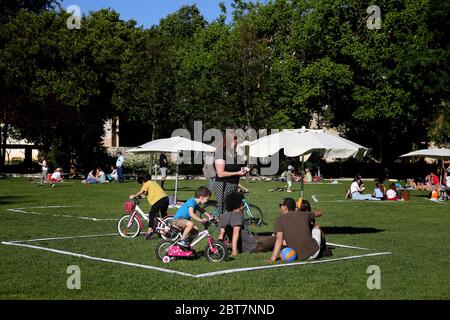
top-left (347, 176), bottom-right (411, 201)
top-left (347, 173), bottom-right (450, 201)
top-left (82, 165), bottom-right (118, 184)
top-left (372, 182), bottom-right (410, 201)
top-left (129, 172), bottom-right (330, 262)
top-left (282, 166), bottom-right (323, 192)
top-left (218, 192), bottom-right (330, 262)
top-left (406, 172), bottom-right (443, 190)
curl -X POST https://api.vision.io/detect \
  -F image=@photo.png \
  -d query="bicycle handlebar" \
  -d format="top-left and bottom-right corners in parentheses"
top-left (202, 217), bottom-right (219, 229)
top-left (128, 197), bottom-right (142, 204)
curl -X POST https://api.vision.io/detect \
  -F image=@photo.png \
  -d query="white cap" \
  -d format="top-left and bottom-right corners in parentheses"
top-left (288, 165), bottom-right (294, 170)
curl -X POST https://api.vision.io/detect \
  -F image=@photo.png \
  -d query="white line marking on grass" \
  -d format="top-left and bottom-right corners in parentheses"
top-left (310, 197), bottom-right (428, 204)
top-left (193, 252), bottom-right (392, 278)
top-left (27, 206), bottom-right (77, 209)
top-left (312, 200), bottom-right (348, 203)
top-left (6, 208), bottom-right (117, 221)
top-left (1, 233), bottom-right (391, 278)
top-left (1, 241), bottom-right (196, 278)
top-left (7, 233), bottom-right (119, 244)
top-left (326, 242), bottom-right (370, 251)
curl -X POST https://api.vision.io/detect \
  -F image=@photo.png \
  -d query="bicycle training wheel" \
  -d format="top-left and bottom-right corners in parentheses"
top-left (155, 240), bottom-right (174, 261)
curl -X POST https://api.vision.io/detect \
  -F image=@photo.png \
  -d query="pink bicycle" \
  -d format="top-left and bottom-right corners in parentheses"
top-left (155, 218), bottom-right (229, 263)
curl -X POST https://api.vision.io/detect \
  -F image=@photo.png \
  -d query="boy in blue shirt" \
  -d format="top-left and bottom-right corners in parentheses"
top-left (173, 186), bottom-right (212, 247)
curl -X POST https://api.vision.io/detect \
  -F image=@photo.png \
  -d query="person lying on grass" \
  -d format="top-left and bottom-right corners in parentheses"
top-left (129, 172), bottom-right (169, 240)
top-left (217, 191), bottom-right (276, 256)
top-left (268, 198), bottom-right (325, 263)
top-left (172, 186), bottom-right (212, 248)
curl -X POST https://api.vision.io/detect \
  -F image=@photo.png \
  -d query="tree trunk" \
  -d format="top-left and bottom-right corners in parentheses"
top-left (378, 131), bottom-right (383, 164)
top-left (0, 123), bottom-right (8, 168)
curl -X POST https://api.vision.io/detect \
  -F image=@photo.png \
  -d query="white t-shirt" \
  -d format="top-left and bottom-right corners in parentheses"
top-left (116, 155), bottom-right (124, 168)
top-left (41, 160), bottom-right (48, 171)
top-left (51, 172), bottom-right (61, 180)
top-left (350, 181), bottom-right (360, 194)
top-left (386, 189), bottom-right (397, 199)
top-left (446, 176), bottom-right (450, 187)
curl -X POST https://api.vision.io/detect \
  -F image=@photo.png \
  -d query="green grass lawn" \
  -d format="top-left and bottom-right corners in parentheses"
top-left (0, 177), bottom-right (449, 299)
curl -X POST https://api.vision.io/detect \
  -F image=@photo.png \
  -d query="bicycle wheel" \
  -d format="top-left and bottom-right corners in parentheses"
top-left (244, 204), bottom-right (264, 227)
top-left (159, 216), bottom-right (180, 241)
top-left (155, 240), bottom-right (174, 261)
top-left (201, 201), bottom-right (220, 218)
top-left (205, 241), bottom-right (228, 262)
top-left (117, 215), bottom-right (141, 238)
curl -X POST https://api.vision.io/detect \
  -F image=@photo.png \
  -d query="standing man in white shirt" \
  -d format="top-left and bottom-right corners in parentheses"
top-left (116, 152), bottom-right (125, 183)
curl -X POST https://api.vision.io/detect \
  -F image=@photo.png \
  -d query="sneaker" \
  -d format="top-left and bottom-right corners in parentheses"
top-left (177, 239), bottom-right (190, 248)
top-left (51, 183), bottom-right (55, 188)
top-left (287, 190), bottom-right (292, 193)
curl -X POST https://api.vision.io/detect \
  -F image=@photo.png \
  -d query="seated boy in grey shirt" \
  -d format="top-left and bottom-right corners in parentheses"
top-left (218, 192), bottom-right (275, 256)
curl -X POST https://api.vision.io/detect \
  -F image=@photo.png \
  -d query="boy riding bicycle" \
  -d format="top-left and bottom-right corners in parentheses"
top-left (173, 186), bottom-right (212, 248)
top-left (129, 172), bottom-right (169, 240)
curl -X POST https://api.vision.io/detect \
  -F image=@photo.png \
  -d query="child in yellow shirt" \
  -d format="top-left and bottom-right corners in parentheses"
top-left (129, 172), bottom-right (169, 240)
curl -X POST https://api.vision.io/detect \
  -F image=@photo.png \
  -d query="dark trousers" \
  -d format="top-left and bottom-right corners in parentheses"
top-left (117, 167), bottom-right (124, 182)
top-left (149, 196), bottom-right (169, 229)
top-left (254, 235), bottom-right (276, 253)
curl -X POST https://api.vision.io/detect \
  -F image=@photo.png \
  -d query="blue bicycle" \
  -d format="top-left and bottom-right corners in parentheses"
top-left (200, 196), bottom-right (265, 227)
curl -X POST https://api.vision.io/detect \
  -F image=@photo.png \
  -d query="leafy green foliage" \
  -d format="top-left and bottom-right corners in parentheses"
top-left (0, 0), bottom-right (449, 170)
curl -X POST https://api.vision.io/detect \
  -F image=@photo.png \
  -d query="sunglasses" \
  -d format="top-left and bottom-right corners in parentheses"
top-left (279, 203), bottom-right (286, 207)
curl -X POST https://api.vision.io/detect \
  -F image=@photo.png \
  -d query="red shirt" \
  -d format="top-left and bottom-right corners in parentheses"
top-left (432, 175), bottom-right (440, 185)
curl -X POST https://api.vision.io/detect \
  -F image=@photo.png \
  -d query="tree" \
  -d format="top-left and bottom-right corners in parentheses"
top-left (0, 8), bottom-right (135, 169)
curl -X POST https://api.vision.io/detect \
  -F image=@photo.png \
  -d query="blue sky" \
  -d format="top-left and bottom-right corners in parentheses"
top-left (59, 0), bottom-right (236, 28)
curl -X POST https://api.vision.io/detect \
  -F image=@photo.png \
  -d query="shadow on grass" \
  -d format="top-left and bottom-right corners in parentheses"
top-left (322, 226), bottom-right (384, 234)
top-left (412, 194), bottom-right (432, 198)
top-left (0, 195), bottom-right (31, 205)
top-left (164, 187), bottom-right (199, 192)
top-left (256, 227), bottom-right (384, 236)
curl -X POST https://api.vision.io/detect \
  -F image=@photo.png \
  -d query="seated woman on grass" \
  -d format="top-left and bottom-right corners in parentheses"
top-left (82, 169), bottom-right (97, 184)
top-left (95, 166), bottom-right (108, 183)
top-left (304, 168), bottom-right (313, 183)
top-left (348, 176), bottom-right (380, 201)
